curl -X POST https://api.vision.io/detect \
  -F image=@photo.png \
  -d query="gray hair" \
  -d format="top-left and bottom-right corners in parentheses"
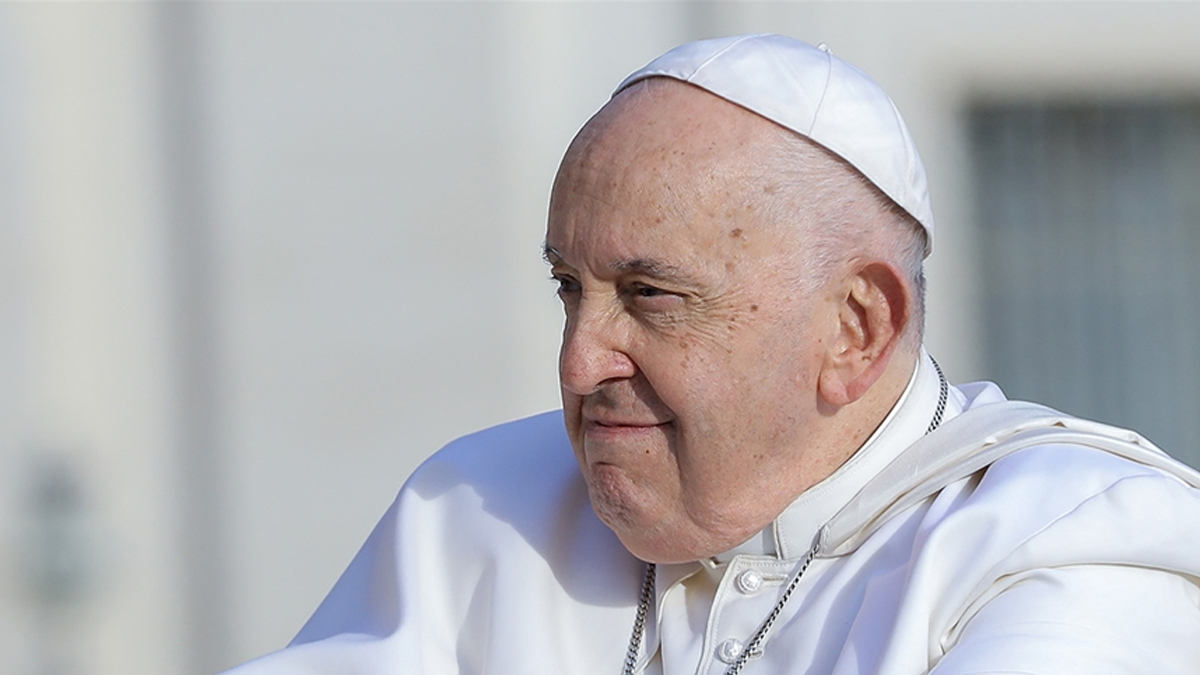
top-left (759, 126), bottom-right (928, 346)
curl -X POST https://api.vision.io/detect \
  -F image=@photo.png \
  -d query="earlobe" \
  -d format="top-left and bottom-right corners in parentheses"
top-left (817, 263), bottom-right (910, 407)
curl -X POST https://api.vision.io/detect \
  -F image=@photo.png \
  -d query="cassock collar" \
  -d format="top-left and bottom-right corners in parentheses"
top-left (705, 349), bottom-right (963, 565)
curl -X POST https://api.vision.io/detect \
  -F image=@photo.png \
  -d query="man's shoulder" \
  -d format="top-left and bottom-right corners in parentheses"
top-left (936, 409), bottom-right (1200, 564)
top-left (881, 411), bottom-right (1200, 597)
top-left (932, 392), bottom-right (1198, 496)
top-left (824, 395), bottom-right (1198, 556)
top-left (963, 438), bottom-right (1196, 535)
top-left (411, 409), bottom-right (573, 475)
top-left (950, 398), bottom-right (1200, 520)
top-left (398, 410), bottom-right (583, 514)
top-left (985, 437), bottom-right (1188, 493)
top-left (390, 410), bottom-right (624, 588)
top-left (963, 400), bottom-right (1200, 499)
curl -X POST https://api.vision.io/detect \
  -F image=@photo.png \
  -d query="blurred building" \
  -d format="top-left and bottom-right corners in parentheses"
top-left (0, 3), bottom-right (1198, 674)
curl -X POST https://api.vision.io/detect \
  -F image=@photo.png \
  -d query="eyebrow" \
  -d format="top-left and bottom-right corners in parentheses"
top-left (543, 242), bottom-right (693, 284)
top-left (610, 257), bottom-right (690, 282)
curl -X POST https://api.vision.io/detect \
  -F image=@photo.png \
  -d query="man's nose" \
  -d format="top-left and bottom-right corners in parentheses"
top-left (558, 302), bottom-right (637, 396)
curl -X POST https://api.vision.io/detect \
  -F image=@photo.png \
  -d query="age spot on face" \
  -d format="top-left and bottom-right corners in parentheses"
top-left (729, 228), bottom-right (743, 238)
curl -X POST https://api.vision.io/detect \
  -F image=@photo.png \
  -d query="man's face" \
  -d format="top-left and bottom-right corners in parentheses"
top-left (545, 83), bottom-right (842, 563)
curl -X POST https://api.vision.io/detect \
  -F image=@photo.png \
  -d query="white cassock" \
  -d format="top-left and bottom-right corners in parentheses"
top-left (227, 352), bottom-right (1200, 674)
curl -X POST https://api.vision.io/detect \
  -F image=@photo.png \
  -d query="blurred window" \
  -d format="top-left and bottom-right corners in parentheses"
top-left (971, 102), bottom-right (1200, 468)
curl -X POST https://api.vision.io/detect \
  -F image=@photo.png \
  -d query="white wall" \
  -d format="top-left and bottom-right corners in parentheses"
top-left (0, 5), bottom-right (185, 675)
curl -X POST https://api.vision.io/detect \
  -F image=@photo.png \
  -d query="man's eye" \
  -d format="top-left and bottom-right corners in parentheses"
top-left (551, 275), bottom-right (580, 295)
top-left (627, 283), bottom-right (681, 309)
top-left (634, 284), bottom-right (667, 298)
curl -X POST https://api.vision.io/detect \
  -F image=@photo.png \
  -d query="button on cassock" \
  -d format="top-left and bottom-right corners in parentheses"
top-left (735, 569), bottom-right (764, 594)
top-left (716, 638), bottom-right (745, 664)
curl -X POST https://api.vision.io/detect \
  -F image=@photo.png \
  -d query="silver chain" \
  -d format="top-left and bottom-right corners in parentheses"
top-left (926, 356), bottom-right (948, 436)
top-left (620, 358), bottom-right (950, 674)
top-left (622, 562), bottom-right (657, 675)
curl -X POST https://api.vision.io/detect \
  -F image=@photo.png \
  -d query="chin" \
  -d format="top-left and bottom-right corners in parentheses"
top-left (585, 479), bottom-right (661, 556)
top-left (583, 465), bottom-right (714, 564)
top-left (607, 508), bottom-right (763, 564)
top-left (591, 499), bottom-right (704, 564)
top-left (586, 480), bottom-right (638, 533)
top-left (613, 531), bottom-right (705, 565)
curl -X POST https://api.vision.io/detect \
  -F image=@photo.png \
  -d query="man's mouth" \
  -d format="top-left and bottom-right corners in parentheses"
top-left (589, 417), bottom-right (666, 428)
top-left (583, 417), bottom-right (672, 444)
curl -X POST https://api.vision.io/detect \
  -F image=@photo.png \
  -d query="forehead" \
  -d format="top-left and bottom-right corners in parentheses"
top-left (559, 80), bottom-right (779, 190)
top-left (547, 81), bottom-right (793, 268)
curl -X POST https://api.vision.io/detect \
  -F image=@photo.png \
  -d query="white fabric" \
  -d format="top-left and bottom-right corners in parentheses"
top-left (226, 355), bottom-right (1200, 674)
top-left (616, 34), bottom-right (935, 254)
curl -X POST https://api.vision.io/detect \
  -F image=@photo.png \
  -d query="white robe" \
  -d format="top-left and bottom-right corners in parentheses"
top-left (227, 353), bottom-right (1200, 674)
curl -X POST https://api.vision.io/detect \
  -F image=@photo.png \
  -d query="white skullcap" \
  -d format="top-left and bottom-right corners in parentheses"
top-left (616, 34), bottom-right (934, 256)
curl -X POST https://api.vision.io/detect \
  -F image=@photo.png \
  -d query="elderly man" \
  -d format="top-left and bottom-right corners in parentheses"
top-left (229, 35), bottom-right (1200, 674)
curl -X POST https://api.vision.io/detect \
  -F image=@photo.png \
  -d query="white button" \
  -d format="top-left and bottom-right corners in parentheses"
top-left (716, 638), bottom-right (745, 664)
top-left (735, 569), bottom-right (764, 595)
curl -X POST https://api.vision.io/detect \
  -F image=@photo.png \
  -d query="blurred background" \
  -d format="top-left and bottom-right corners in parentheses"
top-left (1, 3), bottom-right (1199, 674)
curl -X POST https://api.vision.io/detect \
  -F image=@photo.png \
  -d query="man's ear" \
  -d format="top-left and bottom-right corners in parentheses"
top-left (818, 262), bottom-right (911, 407)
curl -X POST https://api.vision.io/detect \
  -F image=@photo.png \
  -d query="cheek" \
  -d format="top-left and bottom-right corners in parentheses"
top-left (704, 318), bottom-right (819, 433)
top-left (756, 299), bottom-right (825, 370)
